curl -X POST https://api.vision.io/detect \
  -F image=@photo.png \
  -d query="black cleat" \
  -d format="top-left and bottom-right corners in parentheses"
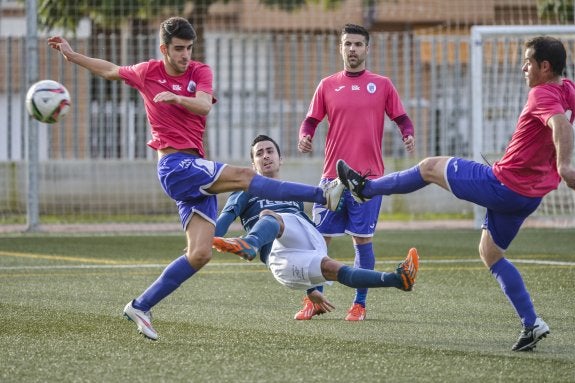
top-left (511, 318), bottom-right (550, 351)
top-left (336, 159), bottom-right (370, 202)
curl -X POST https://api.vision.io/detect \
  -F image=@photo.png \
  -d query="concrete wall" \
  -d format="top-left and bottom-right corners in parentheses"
top-left (0, 159), bottom-right (472, 217)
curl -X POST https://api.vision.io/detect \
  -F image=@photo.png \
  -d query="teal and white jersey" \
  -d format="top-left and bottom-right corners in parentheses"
top-left (219, 191), bottom-right (311, 232)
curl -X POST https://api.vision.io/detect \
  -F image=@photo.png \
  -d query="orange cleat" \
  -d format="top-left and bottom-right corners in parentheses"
top-left (345, 303), bottom-right (366, 321)
top-left (397, 248), bottom-right (419, 291)
top-left (212, 237), bottom-right (257, 261)
top-left (294, 296), bottom-right (326, 320)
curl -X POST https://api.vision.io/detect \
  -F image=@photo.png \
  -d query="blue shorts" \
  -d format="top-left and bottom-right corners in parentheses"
top-left (312, 178), bottom-right (382, 238)
top-left (157, 152), bottom-right (226, 229)
top-left (446, 157), bottom-right (541, 249)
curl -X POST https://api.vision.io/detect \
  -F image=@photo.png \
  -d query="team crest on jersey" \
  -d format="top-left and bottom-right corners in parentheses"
top-left (367, 82), bottom-right (376, 94)
top-left (187, 81), bottom-right (197, 93)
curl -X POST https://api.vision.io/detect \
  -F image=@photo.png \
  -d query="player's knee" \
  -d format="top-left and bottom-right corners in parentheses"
top-left (418, 157), bottom-right (445, 182)
top-left (237, 166), bottom-right (257, 189)
top-left (185, 247), bottom-right (212, 268)
top-left (260, 209), bottom-right (284, 236)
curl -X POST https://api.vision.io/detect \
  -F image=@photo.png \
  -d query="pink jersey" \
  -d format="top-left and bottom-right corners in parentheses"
top-left (306, 70), bottom-right (407, 178)
top-left (493, 79), bottom-right (575, 197)
top-left (119, 59), bottom-right (215, 157)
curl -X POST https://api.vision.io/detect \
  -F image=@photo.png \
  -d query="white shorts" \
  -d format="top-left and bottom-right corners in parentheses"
top-left (267, 213), bottom-right (329, 290)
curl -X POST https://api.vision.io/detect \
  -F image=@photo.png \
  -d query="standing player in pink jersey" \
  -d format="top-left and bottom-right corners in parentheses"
top-left (48, 17), bottom-right (344, 341)
top-left (296, 24), bottom-right (415, 321)
top-left (338, 36), bottom-right (575, 351)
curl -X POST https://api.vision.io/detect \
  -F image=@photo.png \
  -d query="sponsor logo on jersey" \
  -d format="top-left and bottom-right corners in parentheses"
top-left (352, 85), bottom-right (360, 91)
top-left (367, 82), bottom-right (376, 94)
top-left (335, 86), bottom-right (345, 92)
top-left (172, 84), bottom-right (182, 92)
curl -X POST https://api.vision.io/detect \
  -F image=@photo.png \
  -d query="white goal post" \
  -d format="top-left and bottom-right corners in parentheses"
top-left (470, 25), bottom-right (575, 228)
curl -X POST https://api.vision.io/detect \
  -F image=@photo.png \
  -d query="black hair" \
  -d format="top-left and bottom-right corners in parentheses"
top-left (159, 17), bottom-right (196, 46)
top-left (341, 23), bottom-right (370, 45)
top-left (250, 135), bottom-right (281, 160)
top-left (525, 36), bottom-right (567, 76)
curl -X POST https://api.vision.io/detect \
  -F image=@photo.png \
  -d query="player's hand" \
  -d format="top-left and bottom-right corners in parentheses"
top-left (47, 36), bottom-right (73, 60)
top-left (307, 289), bottom-right (335, 313)
top-left (298, 135), bottom-right (313, 153)
top-left (153, 91), bottom-right (180, 104)
top-left (403, 135), bottom-right (415, 153)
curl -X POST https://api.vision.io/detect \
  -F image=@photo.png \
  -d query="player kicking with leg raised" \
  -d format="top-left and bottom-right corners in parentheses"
top-left (336, 36), bottom-right (575, 351)
top-left (49, 17), bottom-right (344, 341)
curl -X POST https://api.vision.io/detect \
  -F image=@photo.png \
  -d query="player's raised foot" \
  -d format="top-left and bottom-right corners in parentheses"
top-left (511, 317), bottom-right (550, 351)
top-left (336, 159), bottom-right (370, 202)
top-left (396, 247), bottom-right (419, 291)
top-left (212, 237), bottom-right (257, 261)
top-left (345, 303), bottom-right (366, 321)
top-left (123, 301), bottom-right (158, 340)
top-left (322, 178), bottom-right (345, 211)
top-left (294, 296), bottom-right (327, 320)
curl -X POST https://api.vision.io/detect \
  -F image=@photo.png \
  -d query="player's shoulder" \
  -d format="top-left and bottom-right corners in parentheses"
top-left (188, 60), bottom-right (213, 73)
top-left (363, 70), bottom-right (393, 83)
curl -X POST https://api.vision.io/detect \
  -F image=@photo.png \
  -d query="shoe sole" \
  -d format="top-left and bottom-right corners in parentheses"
top-left (213, 237), bottom-right (256, 260)
top-left (336, 160), bottom-right (368, 203)
top-left (513, 330), bottom-right (550, 351)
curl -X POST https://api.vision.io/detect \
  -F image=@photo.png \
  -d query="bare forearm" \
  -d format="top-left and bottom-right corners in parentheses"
top-left (65, 51), bottom-right (121, 80)
top-left (551, 115), bottom-right (575, 188)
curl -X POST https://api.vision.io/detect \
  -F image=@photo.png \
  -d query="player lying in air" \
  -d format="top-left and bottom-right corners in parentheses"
top-left (212, 134), bottom-right (418, 315)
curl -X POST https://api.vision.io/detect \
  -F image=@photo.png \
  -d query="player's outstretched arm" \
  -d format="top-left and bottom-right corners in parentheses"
top-left (47, 36), bottom-right (121, 81)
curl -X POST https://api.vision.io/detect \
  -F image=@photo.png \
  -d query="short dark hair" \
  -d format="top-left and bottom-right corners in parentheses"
top-left (341, 24), bottom-right (370, 45)
top-left (525, 36), bottom-right (567, 76)
top-left (250, 135), bottom-right (281, 160)
top-left (160, 17), bottom-right (196, 46)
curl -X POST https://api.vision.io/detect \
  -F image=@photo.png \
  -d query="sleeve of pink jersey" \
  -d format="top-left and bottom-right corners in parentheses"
top-left (118, 62), bottom-right (148, 90)
top-left (384, 78), bottom-right (407, 119)
top-left (306, 81), bottom-right (326, 121)
top-left (529, 87), bottom-right (566, 125)
top-left (192, 64), bottom-right (214, 95)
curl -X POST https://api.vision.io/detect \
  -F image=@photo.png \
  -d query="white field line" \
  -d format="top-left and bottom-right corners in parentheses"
top-left (0, 258), bottom-right (573, 271)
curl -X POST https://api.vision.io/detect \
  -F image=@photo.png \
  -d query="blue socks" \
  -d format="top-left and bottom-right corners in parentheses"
top-left (243, 215), bottom-right (281, 249)
top-left (248, 174), bottom-right (325, 204)
top-left (352, 243), bottom-right (376, 306)
top-left (363, 165), bottom-right (427, 198)
top-left (133, 255), bottom-right (196, 312)
top-left (490, 258), bottom-right (537, 327)
top-left (337, 265), bottom-right (402, 289)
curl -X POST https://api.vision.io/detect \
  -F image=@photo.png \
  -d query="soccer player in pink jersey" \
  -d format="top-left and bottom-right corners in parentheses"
top-left (337, 36), bottom-right (575, 351)
top-left (48, 17), bottom-right (344, 340)
top-left (297, 24), bottom-right (416, 321)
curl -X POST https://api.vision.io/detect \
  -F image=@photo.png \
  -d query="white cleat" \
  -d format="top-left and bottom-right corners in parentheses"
top-left (123, 301), bottom-right (158, 340)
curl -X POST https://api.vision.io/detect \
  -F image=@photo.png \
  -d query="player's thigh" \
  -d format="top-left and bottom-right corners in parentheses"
top-left (207, 164), bottom-right (255, 193)
top-left (277, 213), bottom-right (326, 252)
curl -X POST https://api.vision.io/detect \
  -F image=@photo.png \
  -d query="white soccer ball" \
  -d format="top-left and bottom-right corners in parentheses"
top-left (25, 80), bottom-right (71, 124)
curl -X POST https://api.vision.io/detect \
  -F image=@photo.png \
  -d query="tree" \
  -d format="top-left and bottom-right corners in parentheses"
top-left (35, 0), bottom-right (345, 64)
top-left (538, 0), bottom-right (575, 23)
